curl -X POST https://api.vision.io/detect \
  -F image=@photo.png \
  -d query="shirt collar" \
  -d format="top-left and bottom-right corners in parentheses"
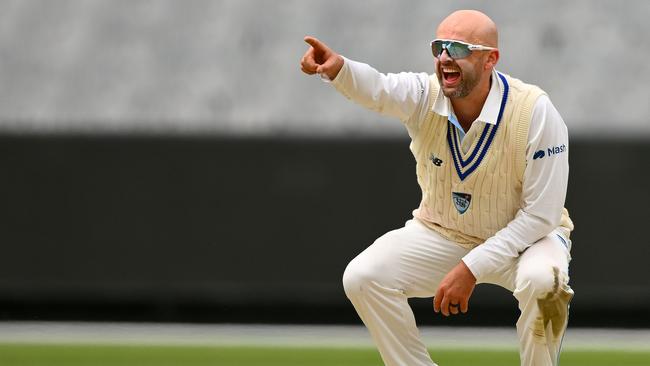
top-left (432, 69), bottom-right (504, 129)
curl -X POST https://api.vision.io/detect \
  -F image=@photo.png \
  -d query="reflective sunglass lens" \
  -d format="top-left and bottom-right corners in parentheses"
top-left (432, 41), bottom-right (444, 57)
top-left (448, 43), bottom-right (471, 59)
top-left (432, 41), bottom-right (471, 59)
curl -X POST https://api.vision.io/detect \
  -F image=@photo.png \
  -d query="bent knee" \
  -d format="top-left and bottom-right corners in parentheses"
top-left (342, 234), bottom-right (401, 299)
top-left (342, 257), bottom-right (390, 299)
top-left (517, 265), bottom-right (569, 299)
top-left (342, 260), bottom-right (371, 298)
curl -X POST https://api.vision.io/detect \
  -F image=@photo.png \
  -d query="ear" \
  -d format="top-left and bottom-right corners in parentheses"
top-left (484, 50), bottom-right (499, 70)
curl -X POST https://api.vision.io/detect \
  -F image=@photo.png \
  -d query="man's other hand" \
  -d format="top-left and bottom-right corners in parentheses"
top-left (433, 261), bottom-right (477, 316)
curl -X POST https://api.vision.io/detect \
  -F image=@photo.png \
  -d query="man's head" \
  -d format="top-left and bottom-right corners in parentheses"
top-left (434, 10), bottom-right (499, 99)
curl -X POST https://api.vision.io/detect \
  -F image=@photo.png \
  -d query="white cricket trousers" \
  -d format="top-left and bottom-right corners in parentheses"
top-left (343, 219), bottom-right (573, 366)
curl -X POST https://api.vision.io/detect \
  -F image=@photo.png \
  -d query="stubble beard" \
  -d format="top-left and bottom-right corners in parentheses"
top-left (441, 69), bottom-right (480, 99)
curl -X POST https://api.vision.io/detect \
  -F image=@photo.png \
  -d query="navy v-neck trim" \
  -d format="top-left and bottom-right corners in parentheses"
top-left (447, 72), bottom-right (510, 181)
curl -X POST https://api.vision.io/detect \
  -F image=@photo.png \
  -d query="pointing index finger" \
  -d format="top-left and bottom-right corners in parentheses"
top-left (304, 36), bottom-right (326, 52)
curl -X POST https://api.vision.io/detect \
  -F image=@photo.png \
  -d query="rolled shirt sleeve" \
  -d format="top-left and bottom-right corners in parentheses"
top-left (462, 95), bottom-right (570, 279)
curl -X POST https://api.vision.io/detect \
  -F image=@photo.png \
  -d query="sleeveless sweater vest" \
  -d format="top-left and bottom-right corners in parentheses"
top-left (411, 72), bottom-right (573, 248)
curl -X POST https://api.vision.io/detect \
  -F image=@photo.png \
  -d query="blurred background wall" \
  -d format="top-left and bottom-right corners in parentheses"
top-left (1, 0), bottom-right (649, 136)
top-left (1, 0), bottom-right (648, 326)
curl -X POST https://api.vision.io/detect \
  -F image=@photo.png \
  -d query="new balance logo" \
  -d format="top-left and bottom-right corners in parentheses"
top-left (429, 153), bottom-right (443, 167)
top-left (534, 144), bottom-right (566, 160)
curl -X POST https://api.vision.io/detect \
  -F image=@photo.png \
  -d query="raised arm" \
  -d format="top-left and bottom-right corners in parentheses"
top-left (300, 36), bottom-right (429, 123)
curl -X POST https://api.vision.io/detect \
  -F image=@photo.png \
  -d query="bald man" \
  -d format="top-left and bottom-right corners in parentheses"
top-left (301, 10), bottom-right (574, 366)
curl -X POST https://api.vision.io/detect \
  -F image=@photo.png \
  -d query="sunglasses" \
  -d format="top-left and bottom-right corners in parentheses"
top-left (431, 39), bottom-right (496, 59)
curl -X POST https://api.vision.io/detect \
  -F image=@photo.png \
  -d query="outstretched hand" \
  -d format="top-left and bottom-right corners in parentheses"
top-left (433, 261), bottom-right (477, 316)
top-left (300, 36), bottom-right (344, 81)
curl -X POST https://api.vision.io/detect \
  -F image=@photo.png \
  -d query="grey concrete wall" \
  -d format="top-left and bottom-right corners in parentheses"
top-left (0, 0), bottom-right (648, 136)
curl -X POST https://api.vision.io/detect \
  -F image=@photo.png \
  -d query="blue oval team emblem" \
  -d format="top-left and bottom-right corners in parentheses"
top-left (452, 192), bottom-right (472, 214)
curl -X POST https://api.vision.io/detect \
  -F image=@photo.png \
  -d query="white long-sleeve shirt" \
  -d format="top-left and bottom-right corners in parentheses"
top-left (329, 57), bottom-right (571, 278)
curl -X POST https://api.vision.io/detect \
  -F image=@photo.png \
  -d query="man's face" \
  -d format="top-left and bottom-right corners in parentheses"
top-left (433, 10), bottom-right (499, 100)
top-left (435, 45), bottom-right (486, 99)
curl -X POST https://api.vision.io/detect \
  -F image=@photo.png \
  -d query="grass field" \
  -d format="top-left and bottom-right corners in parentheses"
top-left (1, 344), bottom-right (649, 366)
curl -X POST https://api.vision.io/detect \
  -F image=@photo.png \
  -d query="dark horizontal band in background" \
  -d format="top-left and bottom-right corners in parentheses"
top-left (1, 134), bottom-right (648, 326)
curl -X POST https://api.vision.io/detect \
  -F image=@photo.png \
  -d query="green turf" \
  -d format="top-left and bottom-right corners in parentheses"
top-left (0, 344), bottom-right (648, 366)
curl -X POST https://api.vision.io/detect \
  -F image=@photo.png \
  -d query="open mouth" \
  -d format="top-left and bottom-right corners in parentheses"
top-left (442, 67), bottom-right (461, 85)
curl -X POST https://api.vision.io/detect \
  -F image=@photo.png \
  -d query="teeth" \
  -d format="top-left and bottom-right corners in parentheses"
top-left (442, 68), bottom-right (460, 73)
